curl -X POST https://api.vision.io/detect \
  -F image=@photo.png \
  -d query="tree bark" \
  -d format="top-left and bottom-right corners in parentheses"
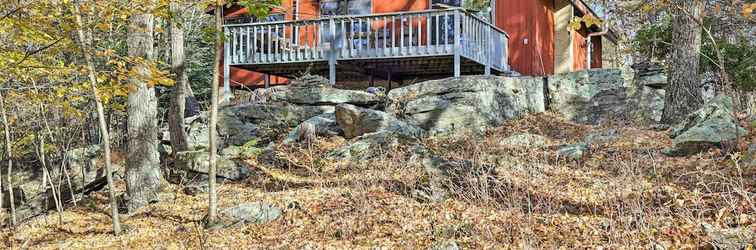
top-left (72, 0), bottom-right (121, 235)
top-left (168, 2), bottom-right (190, 156)
top-left (0, 90), bottom-right (15, 226)
top-left (206, 0), bottom-right (223, 226)
top-left (125, 8), bottom-right (162, 212)
top-left (661, 0), bottom-right (705, 124)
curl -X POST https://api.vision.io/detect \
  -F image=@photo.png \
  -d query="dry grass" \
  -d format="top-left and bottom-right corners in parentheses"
top-left (1, 113), bottom-right (753, 249)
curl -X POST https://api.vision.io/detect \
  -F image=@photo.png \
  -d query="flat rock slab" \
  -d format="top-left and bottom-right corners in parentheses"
top-left (219, 202), bottom-right (282, 227)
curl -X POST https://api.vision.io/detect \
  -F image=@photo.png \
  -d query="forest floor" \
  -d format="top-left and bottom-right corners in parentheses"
top-left (1, 113), bottom-right (754, 249)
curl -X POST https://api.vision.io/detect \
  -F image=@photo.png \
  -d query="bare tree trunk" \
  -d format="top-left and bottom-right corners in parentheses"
top-left (206, 0), bottom-right (223, 226)
top-left (168, 2), bottom-right (190, 156)
top-left (0, 90), bottom-right (16, 226)
top-left (661, 0), bottom-right (705, 124)
top-left (37, 136), bottom-right (63, 224)
top-left (125, 7), bottom-right (162, 212)
top-left (72, 0), bottom-right (122, 235)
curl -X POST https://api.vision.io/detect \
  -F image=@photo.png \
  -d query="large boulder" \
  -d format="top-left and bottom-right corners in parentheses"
top-left (627, 85), bottom-right (666, 123)
top-left (220, 84), bottom-right (385, 146)
top-left (174, 150), bottom-right (250, 180)
top-left (219, 102), bottom-right (334, 146)
top-left (335, 104), bottom-right (424, 139)
top-left (386, 75), bottom-right (545, 136)
top-left (282, 113), bottom-right (342, 144)
top-left (212, 202), bottom-right (282, 228)
top-left (663, 95), bottom-right (747, 156)
top-left (547, 69), bottom-right (627, 124)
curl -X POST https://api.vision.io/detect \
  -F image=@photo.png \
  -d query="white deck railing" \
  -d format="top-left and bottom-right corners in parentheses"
top-left (223, 8), bottom-right (509, 86)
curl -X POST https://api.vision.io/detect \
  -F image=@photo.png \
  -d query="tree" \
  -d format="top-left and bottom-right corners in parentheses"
top-left (206, 0), bottom-right (223, 227)
top-left (168, 2), bottom-right (190, 156)
top-left (661, 0), bottom-right (705, 124)
top-left (0, 90), bottom-right (16, 226)
top-left (72, 0), bottom-right (122, 235)
top-left (125, 2), bottom-right (162, 212)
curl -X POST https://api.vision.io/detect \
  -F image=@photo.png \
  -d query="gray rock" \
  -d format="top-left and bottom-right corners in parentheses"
top-left (547, 69), bottom-right (627, 125)
top-left (386, 75), bottom-right (545, 136)
top-left (499, 133), bottom-right (549, 148)
top-left (219, 202), bottom-right (282, 226)
top-left (328, 131), bottom-right (403, 161)
top-left (283, 113), bottom-right (342, 144)
top-left (429, 240), bottom-right (461, 250)
top-left (582, 129), bottom-right (619, 146)
top-left (664, 95), bottom-right (747, 156)
top-left (335, 104), bottom-right (424, 139)
top-left (175, 151), bottom-right (250, 180)
top-left (219, 102), bottom-right (334, 146)
top-left (267, 85), bottom-right (383, 106)
top-left (627, 86), bottom-right (666, 123)
top-left (556, 143), bottom-right (588, 160)
top-left (702, 223), bottom-right (755, 250)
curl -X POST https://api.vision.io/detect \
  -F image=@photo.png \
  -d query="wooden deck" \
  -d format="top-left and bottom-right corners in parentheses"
top-left (223, 8), bottom-right (509, 90)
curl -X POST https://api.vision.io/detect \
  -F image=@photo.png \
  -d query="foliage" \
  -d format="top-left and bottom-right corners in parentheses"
top-left (632, 15), bottom-right (756, 90)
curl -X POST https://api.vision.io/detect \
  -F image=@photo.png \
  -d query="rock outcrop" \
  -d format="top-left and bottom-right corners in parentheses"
top-left (386, 75), bottom-right (545, 136)
top-left (547, 69), bottom-right (627, 124)
top-left (211, 202), bottom-right (282, 229)
top-left (220, 83), bottom-right (385, 147)
top-left (663, 95), bottom-right (747, 156)
top-left (174, 150), bottom-right (250, 181)
top-left (282, 113), bottom-right (342, 144)
top-left (335, 104), bottom-right (424, 139)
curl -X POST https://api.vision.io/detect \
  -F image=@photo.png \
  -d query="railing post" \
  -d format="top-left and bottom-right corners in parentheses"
top-left (223, 26), bottom-right (232, 101)
top-left (485, 25), bottom-right (492, 76)
top-left (453, 9), bottom-right (461, 78)
top-left (328, 17), bottom-right (337, 85)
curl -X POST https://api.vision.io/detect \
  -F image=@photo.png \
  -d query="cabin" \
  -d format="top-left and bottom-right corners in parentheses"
top-left (213, 0), bottom-right (617, 94)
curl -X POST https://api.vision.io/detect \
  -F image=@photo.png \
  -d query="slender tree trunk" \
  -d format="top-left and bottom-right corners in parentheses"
top-left (0, 91), bottom-right (16, 226)
top-left (168, 2), bottom-right (190, 156)
top-left (37, 136), bottom-right (63, 224)
top-left (125, 7), bottom-right (162, 212)
top-left (661, 0), bottom-right (705, 124)
top-left (206, 0), bottom-right (223, 226)
top-left (72, 0), bottom-right (121, 235)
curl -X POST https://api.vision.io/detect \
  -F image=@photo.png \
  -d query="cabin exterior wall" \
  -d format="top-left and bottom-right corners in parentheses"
top-left (495, 0), bottom-right (555, 76)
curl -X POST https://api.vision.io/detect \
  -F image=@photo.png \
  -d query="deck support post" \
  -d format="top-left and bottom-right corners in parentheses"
top-left (387, 71), bottom-right (392, 90)
top-left (264, 74), bottom-right (270, 89)
top-left (223, 26), bottom-right (231, 101)
top-left (485, 26), bottom-right (492, 76)
top-left (453, 9), bottom-right (461, 78)
top-left (328, 17), bottom-right (337, 85)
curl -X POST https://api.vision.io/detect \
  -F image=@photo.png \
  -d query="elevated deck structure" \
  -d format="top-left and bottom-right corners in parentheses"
top-left (222, 8), bottom-right (509, 93)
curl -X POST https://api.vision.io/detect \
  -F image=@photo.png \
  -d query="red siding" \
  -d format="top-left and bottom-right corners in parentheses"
top-left (495, 0), bottom-right (555, 76)
top-left (572, 27), bottom-right (588, 70)
top-left (590, 35), bottom-right (602, 68)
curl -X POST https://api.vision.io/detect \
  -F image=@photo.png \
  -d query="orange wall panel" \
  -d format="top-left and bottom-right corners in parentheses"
top-left (495, 0), bottom-right (555, 76)
top-left (572, 27), bottom-right (588, 70)
top-left (590, 35), bottom-right (602, 68)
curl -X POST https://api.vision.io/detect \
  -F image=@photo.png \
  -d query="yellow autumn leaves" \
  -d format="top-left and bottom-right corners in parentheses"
top-left (569, 15), bottom-right (604, 31)
top-left (744, 3), bottom-right (755, 17)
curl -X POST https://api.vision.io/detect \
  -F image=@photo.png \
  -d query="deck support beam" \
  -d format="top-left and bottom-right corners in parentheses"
top-left (453, 9), bottom-right (461, 78)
